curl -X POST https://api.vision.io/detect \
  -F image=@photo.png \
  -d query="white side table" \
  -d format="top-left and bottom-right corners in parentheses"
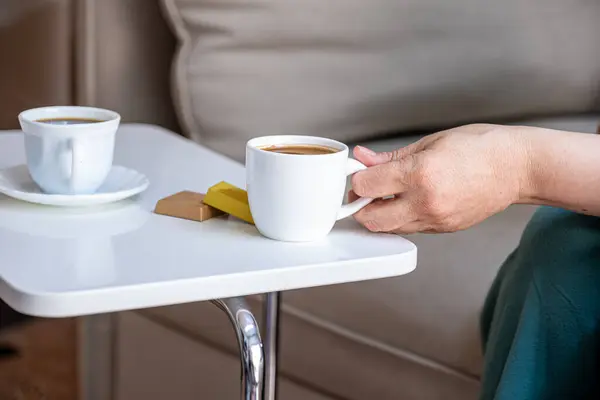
top-left (0, 124), bottom-right (417, 400)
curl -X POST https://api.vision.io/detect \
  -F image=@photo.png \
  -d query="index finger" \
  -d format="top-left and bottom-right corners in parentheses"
top-left (351, 155), bottom-right (417, 198)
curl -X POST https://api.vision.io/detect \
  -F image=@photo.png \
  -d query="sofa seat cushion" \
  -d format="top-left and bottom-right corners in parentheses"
top-left (161, 0), bottom-right (600, 162)
top-left (142, 115), bottom-right (598, 399)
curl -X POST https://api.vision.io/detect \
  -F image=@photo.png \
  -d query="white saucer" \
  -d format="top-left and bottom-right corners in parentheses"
top-left (0, 165), bottom-right (149, 207)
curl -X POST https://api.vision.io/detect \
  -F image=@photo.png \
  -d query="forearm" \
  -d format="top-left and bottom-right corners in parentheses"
top-left (516, 126), bottom-right (600, 216)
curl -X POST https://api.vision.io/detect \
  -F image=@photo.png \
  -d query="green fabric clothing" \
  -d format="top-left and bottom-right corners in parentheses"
top-left (480, 207), bottom-right (600, 400)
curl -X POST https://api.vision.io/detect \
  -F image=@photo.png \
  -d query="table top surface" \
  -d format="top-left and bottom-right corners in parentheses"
top-left (0, 124), bottom-right (416, 317)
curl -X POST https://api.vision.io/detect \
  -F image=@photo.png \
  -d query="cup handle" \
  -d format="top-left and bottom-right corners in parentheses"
top-left (66, 139), bottom-right (83, 192)
top-left (336, 158), bottom-right (374, 220)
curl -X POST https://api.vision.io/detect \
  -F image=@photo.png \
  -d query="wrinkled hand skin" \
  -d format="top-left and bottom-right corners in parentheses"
top-left (349, 124), bottom-right (529, 234)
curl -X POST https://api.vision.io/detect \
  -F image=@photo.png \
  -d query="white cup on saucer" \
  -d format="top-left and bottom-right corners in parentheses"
top-left (18, 106), bottom-right (121, 195)
top-left (246, 135), bottom-right (374, 242)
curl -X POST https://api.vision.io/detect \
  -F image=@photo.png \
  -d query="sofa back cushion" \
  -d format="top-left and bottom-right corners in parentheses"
top-left (161, 0), bottom-right (600, 161)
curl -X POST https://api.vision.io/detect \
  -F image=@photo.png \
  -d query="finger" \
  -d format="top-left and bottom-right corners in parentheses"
top-left (347, 190), bottom-right (358, 203)
top-left (391, 222), bottom-right (432, 235)
top-left (353, 146), bottom-right (392, 167)
top-left (352, 133), bottom-right (442, 167)
top-left (351, 155), bottom-right (417, 198)
top-left (353, 144), bottom-right (418, 167)
top-left (353, 196), bottom-right (416, 232)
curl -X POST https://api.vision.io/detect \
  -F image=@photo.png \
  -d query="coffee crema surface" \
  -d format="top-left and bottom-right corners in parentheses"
top-left (36, 117), bottom-right (104, 125)
top-left (259, 144), bottom-right (339, 155)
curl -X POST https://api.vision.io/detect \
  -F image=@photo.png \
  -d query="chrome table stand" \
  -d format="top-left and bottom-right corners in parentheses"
top-left (212, 292), bottom-right (280, 400)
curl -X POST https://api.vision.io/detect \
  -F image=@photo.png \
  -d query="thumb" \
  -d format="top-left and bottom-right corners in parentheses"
top-left (353, 144), bottom-right (416, 167)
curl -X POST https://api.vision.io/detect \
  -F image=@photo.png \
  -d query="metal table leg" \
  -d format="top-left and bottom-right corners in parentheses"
top-left (263, 292), bottom-right (280, 400)
top-left (213, 292), bottom-right (281, 400)
top-left (212, 298), bottom-right (264, 400)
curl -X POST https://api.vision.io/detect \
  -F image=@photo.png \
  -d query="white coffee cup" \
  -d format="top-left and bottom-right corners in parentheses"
top-left (18, 106), bottom-right (121, 195)
top-left (246, 135), bottom-right (373, 242)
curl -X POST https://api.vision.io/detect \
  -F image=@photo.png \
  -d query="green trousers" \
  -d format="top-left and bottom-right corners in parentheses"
top-left (480, 207), bottom-right (600, 400)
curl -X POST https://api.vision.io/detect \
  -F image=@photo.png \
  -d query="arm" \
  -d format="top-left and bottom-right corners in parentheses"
top-left (349, 124), bottom-right (600, 234)
top-left (519, 126), bottom-right (600, 216)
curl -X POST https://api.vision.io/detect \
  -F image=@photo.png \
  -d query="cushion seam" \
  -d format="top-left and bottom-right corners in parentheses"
top-left (159, 0), bottom-right (206, 143)
top-left (278, 301), bottom-right (481, 384)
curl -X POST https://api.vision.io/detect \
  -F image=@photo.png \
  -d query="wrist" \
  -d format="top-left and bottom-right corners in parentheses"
top-left (497, 125), bottom-right (600, 214)
top-left (508, 125), bottom-right (546, 205)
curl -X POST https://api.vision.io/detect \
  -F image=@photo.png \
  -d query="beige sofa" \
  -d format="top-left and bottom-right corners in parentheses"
top-left (1, 1), bottom-right (599, 399)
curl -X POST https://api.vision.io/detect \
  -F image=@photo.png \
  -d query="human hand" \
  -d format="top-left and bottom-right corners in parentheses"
top-left (349, 124), bottom-right (530, 234)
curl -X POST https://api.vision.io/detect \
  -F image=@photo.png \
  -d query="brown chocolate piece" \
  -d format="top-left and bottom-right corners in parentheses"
top-left (154, 191), bottom-right (225, 222)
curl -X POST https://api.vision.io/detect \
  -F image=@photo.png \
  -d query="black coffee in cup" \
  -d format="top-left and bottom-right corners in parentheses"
top-left (36, 117), bottom-right (104, 125)
top-left (259, 144), bottom-right (339, 155)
